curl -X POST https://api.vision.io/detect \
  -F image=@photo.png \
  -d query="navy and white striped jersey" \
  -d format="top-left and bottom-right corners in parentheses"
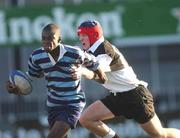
top-left (28, 44), bottom-right (99, 108)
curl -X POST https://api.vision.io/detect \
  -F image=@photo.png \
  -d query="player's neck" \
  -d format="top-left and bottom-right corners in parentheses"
top-left (49, 46), bottom-right (60, 62)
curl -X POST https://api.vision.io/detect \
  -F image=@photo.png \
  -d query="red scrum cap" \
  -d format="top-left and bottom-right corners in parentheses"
top-left (77, 20), bottom-right (103, 45)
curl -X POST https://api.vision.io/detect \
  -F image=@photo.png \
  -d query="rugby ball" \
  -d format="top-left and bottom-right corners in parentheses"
top-left (9, 70), bottom-right (32, 95)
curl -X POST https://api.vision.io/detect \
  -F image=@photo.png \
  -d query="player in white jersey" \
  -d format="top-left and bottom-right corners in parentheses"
top-left (6, 23), bottom-right (107, 138)
top-left (76, 20), bottom-right (180, 138)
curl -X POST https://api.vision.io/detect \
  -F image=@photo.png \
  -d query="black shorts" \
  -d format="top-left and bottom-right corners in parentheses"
top-left (101, 85), bottom-right (155, 124)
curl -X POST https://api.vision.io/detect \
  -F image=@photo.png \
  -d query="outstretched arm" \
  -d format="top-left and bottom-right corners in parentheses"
top-left (71, 66), bottom-right (107, 84)
top-left (80, 67), bottom-right (96, 80)
top-left (81, 52), bottom-right (107, 83)
top-left (81, 66), bottom-right (107, 84)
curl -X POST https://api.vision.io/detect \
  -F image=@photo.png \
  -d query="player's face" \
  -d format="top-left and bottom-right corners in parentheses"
top-left (41, 30), bottom-right (60, 52)
top-left (78, 34), bottom-right (91, 51)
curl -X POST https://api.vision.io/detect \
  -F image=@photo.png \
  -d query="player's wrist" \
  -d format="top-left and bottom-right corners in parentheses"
top-left (92, 73), bottom-right (97, 79)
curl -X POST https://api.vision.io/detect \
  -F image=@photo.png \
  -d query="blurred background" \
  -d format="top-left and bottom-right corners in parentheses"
top-left (0, 0), bottom-right (180, 137)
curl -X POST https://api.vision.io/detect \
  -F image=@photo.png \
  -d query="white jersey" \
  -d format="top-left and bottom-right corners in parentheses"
top-left (88, 37), bottom-right (147, 93)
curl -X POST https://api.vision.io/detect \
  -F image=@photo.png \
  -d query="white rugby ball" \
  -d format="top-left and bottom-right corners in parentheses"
top-left (9, 70), bottom-right (32, 95)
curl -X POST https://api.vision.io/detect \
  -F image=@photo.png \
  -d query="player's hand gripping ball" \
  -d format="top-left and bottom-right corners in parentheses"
top-left (9, 70), bottom-right (32, 95)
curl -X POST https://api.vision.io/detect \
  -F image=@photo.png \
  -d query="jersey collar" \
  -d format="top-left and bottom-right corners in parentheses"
top-left (88, 36), bottom-right (104, 53)
top-left (46, 43), bottom-right (67, 65)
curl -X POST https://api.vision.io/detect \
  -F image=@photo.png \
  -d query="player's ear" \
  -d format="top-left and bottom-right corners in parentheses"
top-left (58, 37), bottom-right (61, 43)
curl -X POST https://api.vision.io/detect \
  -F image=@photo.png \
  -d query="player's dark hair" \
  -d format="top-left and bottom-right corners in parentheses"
top-left (42, 23), bottom-right (61, 42)
top-left (43, 23), bottom-right (59, 32)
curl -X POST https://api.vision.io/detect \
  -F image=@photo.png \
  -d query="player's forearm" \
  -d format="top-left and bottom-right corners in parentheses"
top-left (81, 67), bottom-right (96, 80)
top-left (94, 68), bottom-right (108, 84)
top-left (81, 67), bottom-right (108, 84)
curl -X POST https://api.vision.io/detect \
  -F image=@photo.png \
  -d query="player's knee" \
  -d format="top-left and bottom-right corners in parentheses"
top-left (79, 115), bottom-right (88, 127)
top-left (48, 133), bottom-right (65, 138)
top-left (149, 129), bottom-right (166, 138)
top-left (47, 130), bottom-right (64, 138)
top-left (79, 114), bottom-right (92, 128)
top-left (47, 133), bottom-right (56, 138)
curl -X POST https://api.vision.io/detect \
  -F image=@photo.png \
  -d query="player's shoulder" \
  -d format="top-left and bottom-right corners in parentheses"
top-left (64, 44), bottom-right (83, 54)
top-left (31, 47), bottom-right (45, 56)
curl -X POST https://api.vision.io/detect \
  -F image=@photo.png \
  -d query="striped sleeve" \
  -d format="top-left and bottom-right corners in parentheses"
top-left (28, 54), bottom-right (44, 78)
top-left (81, 51), bottom-right (99, 71)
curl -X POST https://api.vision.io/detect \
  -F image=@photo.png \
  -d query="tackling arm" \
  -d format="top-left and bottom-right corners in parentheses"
top-left (81, 66), bottom-right (107, 84)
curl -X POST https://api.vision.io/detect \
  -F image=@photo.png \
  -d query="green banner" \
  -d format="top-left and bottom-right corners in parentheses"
top-left (0, 0), bottom-right (179, 46)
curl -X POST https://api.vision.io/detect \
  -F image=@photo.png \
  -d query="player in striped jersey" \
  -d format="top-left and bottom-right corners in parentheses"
top-left (6, 23), bottom-right (107, 138)
top-left (76, 20), bottom-right (180, 138)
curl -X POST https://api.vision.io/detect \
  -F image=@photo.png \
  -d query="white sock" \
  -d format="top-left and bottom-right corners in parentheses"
top-left (102, 128), bottom-right (116, 138)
